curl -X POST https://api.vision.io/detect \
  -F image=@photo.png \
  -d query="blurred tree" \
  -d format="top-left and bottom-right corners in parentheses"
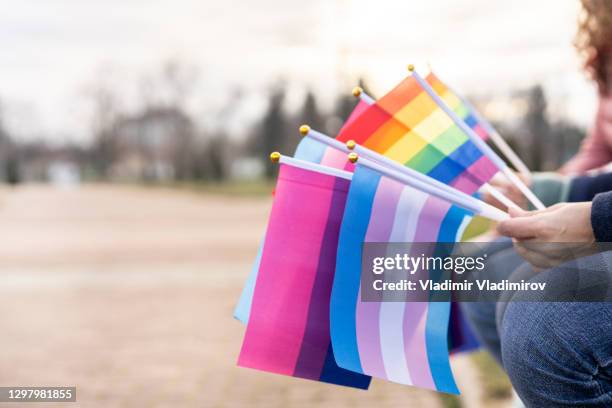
top-left (300, 90), bottom-right (324, 130)
top-left (523, 85), bottom-right (551, 171)
top-left (283, 90), bottom-right (325, 155)
top-left (549, 120), bottom-right (585, 167)
top-left (0, 100), bottom-right (20, 184)
top-left (139, 59), bottom-right (199, 110)
top-left (254, 85), bottom-right (287, 179)
top-left (85, 82), bottom-right (121, 179)
top-left (205, 134), bottom-right (229, 181)
top-left (328, 78), bottom-right (373, 135)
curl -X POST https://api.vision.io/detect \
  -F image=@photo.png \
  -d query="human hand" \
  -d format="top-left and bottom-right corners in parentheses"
top-left (496, 203), bottom-right (596, 269)
top-left (482, 172), bottom-right (530, 210)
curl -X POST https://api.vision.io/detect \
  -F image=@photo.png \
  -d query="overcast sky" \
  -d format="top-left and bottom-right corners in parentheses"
top-left (0, 0), bottom-right (597, 144)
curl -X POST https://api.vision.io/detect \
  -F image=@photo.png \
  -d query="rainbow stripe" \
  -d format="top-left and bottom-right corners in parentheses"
top-left (426, 73), bottom-right (489, 141)
top-left (330, 164), bottom-right (473, 393)
top-left (238, 163), bottom-right (371, 389)
top-left (337, 75), bottom-right (499, 195)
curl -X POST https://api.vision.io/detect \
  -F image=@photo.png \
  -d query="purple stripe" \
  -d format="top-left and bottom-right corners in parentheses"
top-left (293, 176), bottom-right (350, 379)
top-left (402, 197), bottom-right (450, 389)
top-left (356, 177), bottom-right (403, 379)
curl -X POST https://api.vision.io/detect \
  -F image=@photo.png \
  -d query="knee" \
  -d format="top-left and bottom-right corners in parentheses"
top-left (500, 302), bottom-right (611, 406)
top-left (500, 302), bottom-right (563, 404)
top-left (500, 302), bottom-right (552, 375)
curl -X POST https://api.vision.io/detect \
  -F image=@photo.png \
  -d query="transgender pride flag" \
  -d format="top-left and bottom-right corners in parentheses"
top-left (330, 163), bottom-right (473, 394)
top-left (238, 159), bottom-right (371, 389)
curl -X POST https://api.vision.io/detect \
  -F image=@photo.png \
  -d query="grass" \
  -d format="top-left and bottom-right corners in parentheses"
top-left (439, 394), bottom-right (463, 408)
top-left (154, 179), bottom-right (276, 197)
top-left (471, 351), bottom-right (513, 401)
top-left (461, 216), bottom-right (492, 241)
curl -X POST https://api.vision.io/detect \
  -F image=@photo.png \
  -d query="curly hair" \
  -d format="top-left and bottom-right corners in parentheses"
top-left (575, 0), bottom-right (612, 92)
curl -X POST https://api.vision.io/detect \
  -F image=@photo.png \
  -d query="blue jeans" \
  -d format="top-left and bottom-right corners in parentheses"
top-left (461, 241), bottom-right (612, 407)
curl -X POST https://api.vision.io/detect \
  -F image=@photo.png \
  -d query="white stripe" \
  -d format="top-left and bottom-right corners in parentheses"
top-left (455, 215), bottom-right (474, 242)
top-left (396, 187), bottom-right (429, 242)
top-left (378, 186), bottom-right (429, 384)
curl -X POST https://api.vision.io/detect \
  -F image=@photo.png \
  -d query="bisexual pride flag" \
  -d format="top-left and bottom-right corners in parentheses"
top-left (337, 73), bottom-right (499, 195)
top-left (237, 158), bottom-right (371, 389)
top-left (234, 100), bottom-right (369, 324)
top-left (330, 163), bottom-right (473, 394)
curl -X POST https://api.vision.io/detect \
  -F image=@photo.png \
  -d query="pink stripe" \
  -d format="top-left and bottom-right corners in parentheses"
top-left (414, 198), bottom-right (449, 241)
top-left (473, 124), bottom-right (488, 140)
top-left (356, 178), bottom-right (403, 379)
top-left (467, 155), bottom-right (499, 185)
top-left (318, 100), bottom-right (369, 171)
top-left (343, 100), bottom-right (370, 129)
top-left (450, 173), bottom-right (481, 195)
top-left (238, 164), bottom-right (335, 375)
top-left (402, 302), bottom-right (432, 387)
top-left (320, 148), bottom-right (350, 170)
top-left (401, 197), bottom-right (450, 389)
top-left (451, 155), bottom-right (499, 195)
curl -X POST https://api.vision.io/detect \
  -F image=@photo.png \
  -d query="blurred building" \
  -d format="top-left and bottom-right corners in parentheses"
top-left (110, 107), bottom-right (196, 182)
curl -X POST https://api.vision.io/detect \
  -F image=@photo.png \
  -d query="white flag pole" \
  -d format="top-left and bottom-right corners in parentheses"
top-left (409, 65), bottom-right (545, 210)
top-left (270, 151), bottom-right (352, 180)
top-left (351, 86), bottom-right (375, 105)
top-left (351, 87), bottom-right (521, 211)
top-left (480, 183), bottom-right (521, 210)
top-left (453, 92), bottom-right (532, 178)
top-left (299, 125), bottom-right (509, 221)
top-left (348, 153), bottom-right (509, 222)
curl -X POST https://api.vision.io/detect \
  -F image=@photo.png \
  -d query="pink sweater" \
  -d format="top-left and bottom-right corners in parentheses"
top-left (561, 94), bottom-right (612, 174)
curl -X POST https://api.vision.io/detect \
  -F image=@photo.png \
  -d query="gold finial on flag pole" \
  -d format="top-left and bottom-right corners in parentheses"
top-left (270, 152), bottom-right (281, 163)
top-left (299, 124), bottom-right (310, 136)
top-left (348, 152), bottom-right (359, 164)
top-left (352, 86), bottom-right (362, 98)
top-left (346, 140), bottom-right (356, 150)
top-left (407, 64), bottom-right (415, 72)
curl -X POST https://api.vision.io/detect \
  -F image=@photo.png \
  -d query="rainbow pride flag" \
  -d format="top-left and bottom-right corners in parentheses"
top-left (426, 73), bottom-right (489, 141)
top-left (337, 75), bottom-right (499, 195)
top-left (237, 160), bottom-right (371, 389)
top-left (330, 163), bottom-right (473, 394)
top-left (233, 100), bottom-right (368, 324)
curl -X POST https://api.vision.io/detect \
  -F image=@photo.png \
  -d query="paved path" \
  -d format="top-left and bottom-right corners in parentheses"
top-left (0, 185), bottom-right (447, 407)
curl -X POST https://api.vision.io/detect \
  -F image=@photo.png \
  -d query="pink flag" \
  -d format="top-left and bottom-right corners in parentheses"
top-left (238, 161), bottom-right (370, 389)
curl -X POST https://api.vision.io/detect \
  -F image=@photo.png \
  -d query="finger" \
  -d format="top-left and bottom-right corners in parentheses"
top-left (497, 215), bottom-right (542, 239)
top-left (508, 207), bottom-right (549, 218)
top-left (508, 207), bottom-right (530, 218)
top-left (514, 242), bottom-right (557, 269)
top-left (482, 192), bottom-right (507, 211)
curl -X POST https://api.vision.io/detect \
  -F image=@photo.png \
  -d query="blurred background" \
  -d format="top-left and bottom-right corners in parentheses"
top-left (0, 0), bottom-right (596, 407)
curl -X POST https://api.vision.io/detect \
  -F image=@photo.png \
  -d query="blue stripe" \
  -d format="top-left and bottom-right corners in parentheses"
top-left (425, 205), bottom-right (472, 394)
top-left (294, 136), bottom-right (328, 163)
top-left (330, 165), bottom-right (380, 374)
top-left (319, 344), bottom-right (372, 389)
top-left (449, 303), bottom-right (480, 353)
top-left (464, 114), bottom-right (478, 128)
top-left (233, 242), bottom-right (263, 323)
top-left (427, 155), bottom-right (465, 185)
top-left (447, 140), bottom-right (482, 169)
